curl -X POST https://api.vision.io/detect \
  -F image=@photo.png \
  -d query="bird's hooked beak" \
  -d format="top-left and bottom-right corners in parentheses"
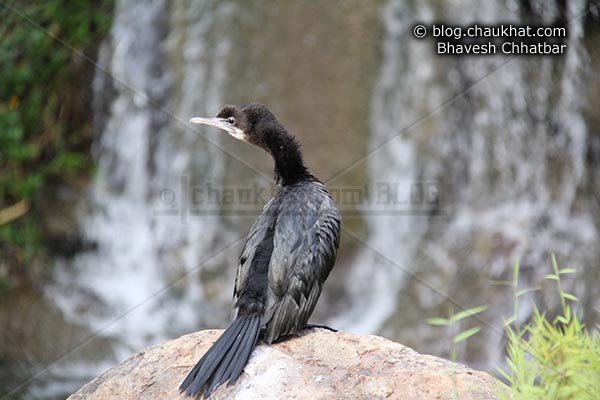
top-left (190, 117), bottom-right (247, 142)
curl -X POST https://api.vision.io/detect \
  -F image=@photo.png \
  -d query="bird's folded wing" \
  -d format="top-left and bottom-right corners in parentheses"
top-left (264, 191), bottom-right (341, 343)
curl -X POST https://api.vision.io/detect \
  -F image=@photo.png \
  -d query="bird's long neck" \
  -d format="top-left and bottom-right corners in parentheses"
top-left (267, 131), bottom-right (310, 186)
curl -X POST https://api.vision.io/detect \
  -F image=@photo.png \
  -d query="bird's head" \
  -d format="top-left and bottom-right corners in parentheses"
top-left (191, 103), bottom-right (308, 185)
top-left (190, 103), bottom-right (284, 152)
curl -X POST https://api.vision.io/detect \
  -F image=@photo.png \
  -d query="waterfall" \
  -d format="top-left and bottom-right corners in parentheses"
top-left (43, 0), bottom-right (237, 392)
top-left (329, 0), bottom-right (435, 333)
top-left (16, 1), bottom-right (596, 397)
top-left (334, 0), bottom-right (595, 368)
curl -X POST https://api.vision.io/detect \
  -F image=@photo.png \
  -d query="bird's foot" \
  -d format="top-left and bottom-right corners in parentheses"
top-left (304, 323), bottom-right (338, 332)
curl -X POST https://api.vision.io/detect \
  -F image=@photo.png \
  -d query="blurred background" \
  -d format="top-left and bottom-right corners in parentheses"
top-left (1, 0), bottom-right (599, 398)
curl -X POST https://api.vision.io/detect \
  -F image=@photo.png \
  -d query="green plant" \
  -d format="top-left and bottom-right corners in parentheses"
top-left (499, 255), bottom-right (600, 399)
top-left (427, 304), bottom-right (488, 362)
top-left (0, 1), bottom-right (113, 282)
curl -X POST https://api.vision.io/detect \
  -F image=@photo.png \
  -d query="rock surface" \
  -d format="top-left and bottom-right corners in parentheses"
top-left (68, 329), bottom-right (508, 399)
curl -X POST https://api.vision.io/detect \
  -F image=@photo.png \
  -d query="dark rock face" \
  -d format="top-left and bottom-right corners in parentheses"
top-left (68, 329), bottom-right (508, 400)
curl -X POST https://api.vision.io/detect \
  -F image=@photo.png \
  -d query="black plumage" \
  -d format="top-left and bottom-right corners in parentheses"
top-left (180, 104), bottom-right (342, 398)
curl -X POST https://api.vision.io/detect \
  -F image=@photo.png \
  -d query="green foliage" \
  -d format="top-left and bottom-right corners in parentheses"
top-left (0, 1), bottom-right (113, 278)
top-left (500, 255), bottom-right (600, 400)
top-left (427, 304), bottom-right (488, 362)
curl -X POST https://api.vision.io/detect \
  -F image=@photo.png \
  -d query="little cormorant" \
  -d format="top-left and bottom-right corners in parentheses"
top-left (180, 104), bottom-right (342, 398)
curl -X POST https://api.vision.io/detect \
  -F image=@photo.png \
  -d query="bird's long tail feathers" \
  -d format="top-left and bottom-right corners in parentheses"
top-left (180, 314), bottom-right (262, 398)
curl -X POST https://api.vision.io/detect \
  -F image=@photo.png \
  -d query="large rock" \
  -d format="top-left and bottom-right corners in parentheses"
top-left (68, 329), bottom-right (508, 399)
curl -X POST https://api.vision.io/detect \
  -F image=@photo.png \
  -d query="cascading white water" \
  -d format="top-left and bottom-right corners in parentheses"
top-left (43, 0), bottom-right (237, 391)
top-left (329, 0), bottom-right (435, 333)
top-left (20, 1), bottom-right (596, 397)
top-left (334, 0), bottom-right (596, 368)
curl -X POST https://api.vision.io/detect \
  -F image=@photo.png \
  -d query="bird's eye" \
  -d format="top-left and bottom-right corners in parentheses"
top-left (227, 117), bottom-right (235, 124)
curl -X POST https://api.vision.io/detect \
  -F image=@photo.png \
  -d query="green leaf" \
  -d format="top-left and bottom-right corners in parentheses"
top-left (452, 305), bottom-right (488, 322)
top-left (561, 292), bottom-right (578, 302)
top-left (427, 318), bottom-right (449, 326)
top-left (516, 287), bottom-right (539, 297)
top-left (551, 253), bottom-right (559, 275)
top-left (558, 268), bottom-right (576, 275)
top-left (453, 327), bottom-right (481, 344)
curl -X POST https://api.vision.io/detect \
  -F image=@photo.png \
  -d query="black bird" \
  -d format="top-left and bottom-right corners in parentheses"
top-left (180, 104), bottom-right (342, 398)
